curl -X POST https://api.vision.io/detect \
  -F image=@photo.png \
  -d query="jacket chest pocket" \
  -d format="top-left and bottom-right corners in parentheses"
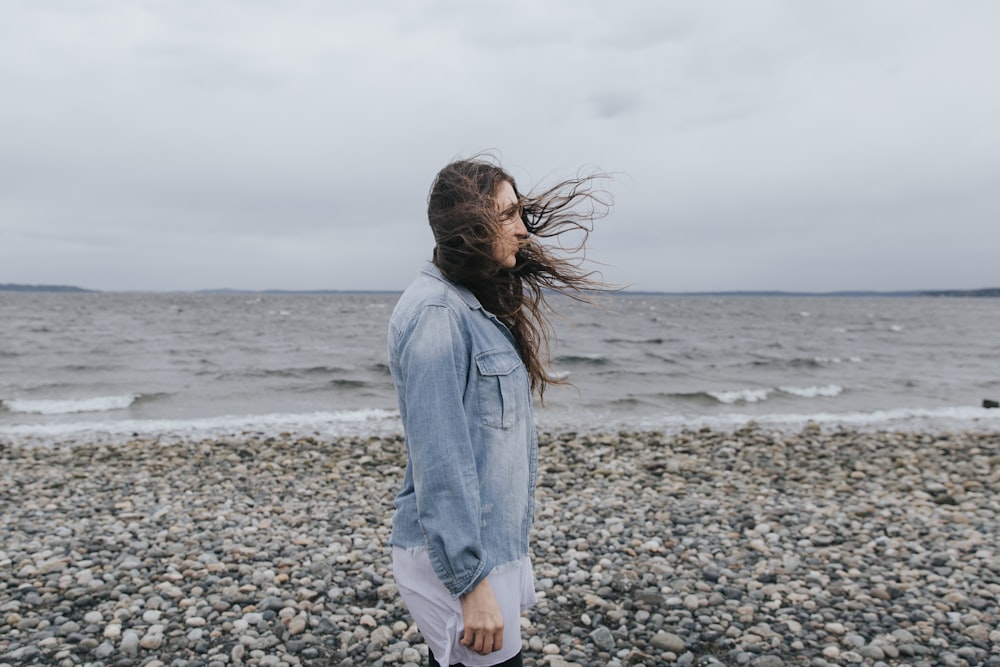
top-left (475, 350), bottom-right (525, 429)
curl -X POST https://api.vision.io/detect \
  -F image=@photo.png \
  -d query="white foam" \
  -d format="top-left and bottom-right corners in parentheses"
top-left (708, 388), bottom-right (771, 404)
top-left (707, 384), bottom-right (845, 404)
top-left (1, 394), bottom-right (140, 415)
top-left (815, 356), bottom-right (862, 364)
top-left (0, 408), bottom-right (401, 444)
top-left (778, 384), bottom-right (844, 398)
top-left (634, 405), bottom-right (1000, 434)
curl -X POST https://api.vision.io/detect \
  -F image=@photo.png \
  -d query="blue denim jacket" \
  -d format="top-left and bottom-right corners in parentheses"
top-left (388, 263), bottom-right (538, 598)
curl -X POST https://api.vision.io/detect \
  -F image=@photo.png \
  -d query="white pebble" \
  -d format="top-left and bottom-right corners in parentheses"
top-left (120, 630), bottom-right (140, 656)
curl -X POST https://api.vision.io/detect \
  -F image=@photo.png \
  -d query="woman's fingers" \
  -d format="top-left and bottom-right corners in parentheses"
top-left (478, 627), bottom-right (502, 655)
top-left (461, 628), bottom-right (501, 655)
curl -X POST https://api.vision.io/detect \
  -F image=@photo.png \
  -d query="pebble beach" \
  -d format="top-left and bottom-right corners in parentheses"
top-left (1, 426), bottom-right (998, 667)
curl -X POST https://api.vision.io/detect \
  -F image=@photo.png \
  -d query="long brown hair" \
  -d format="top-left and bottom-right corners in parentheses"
top-left (427, 156), bottom-right (612, 398)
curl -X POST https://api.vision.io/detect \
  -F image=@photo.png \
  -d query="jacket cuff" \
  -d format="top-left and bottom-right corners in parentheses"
top-left (434, 551), bottom-right (493, 599)
top-left (455, 555), bottom-right (493, 599)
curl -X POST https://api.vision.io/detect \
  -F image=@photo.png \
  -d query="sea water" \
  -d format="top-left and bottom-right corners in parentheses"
top-left (2, 291), bottom-right (998, 443)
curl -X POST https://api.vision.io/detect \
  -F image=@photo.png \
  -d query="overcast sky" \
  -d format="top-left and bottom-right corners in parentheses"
top-left (2, 1), bottom-right (997, 292)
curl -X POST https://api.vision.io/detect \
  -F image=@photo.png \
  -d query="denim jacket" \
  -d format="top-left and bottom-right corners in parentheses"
top-left (388, 263), bottom-right (538, 598)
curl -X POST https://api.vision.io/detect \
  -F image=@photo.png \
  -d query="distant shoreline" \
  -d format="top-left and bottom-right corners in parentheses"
top-left (625, 287), bottom-right (1000, 298)
top-left (2, 283), bottom-right (998, 297)
top-left (0, 283), bottom-right (96, 293)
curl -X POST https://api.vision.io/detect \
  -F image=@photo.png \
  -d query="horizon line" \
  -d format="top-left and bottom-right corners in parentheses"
top-left (3, 283), bottom-right (1000, 298)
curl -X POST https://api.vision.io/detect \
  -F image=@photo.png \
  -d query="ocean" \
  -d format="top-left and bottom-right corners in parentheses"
top-left (2, 291), bottom-right (998, 444)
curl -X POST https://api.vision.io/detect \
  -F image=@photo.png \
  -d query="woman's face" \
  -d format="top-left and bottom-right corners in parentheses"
top-left (493, 180), bottom-right (528, 269)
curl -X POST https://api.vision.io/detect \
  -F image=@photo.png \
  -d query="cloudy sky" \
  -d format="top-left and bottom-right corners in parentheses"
top-left (2, 1), bottom-right (997, 293)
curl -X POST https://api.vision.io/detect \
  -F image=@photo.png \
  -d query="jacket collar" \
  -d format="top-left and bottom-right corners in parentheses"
top-left (420, 262), bottom-right (483, 311)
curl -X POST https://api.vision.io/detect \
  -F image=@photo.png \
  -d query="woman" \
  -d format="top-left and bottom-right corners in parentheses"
top-left (388, 156), bottom-right (610, 666)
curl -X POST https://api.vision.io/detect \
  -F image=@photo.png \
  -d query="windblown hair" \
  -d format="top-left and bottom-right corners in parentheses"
top-left (427, 156), bottom-right (612, 399)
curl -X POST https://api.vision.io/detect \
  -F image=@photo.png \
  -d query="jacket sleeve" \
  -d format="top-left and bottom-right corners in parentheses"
top-left (395, 304), bottom-right (493, 598)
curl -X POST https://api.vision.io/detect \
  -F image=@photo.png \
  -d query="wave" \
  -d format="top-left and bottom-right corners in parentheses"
top-left (286, 378), bottom-right (372, 394)
top-left (645, 406), bottom-right (1000, 433)
top-left (750, 356), bottom-right (863, 369)
top-left (665, 385), bottom-right (844, 405)
top-left (643, 353), bottom-right (680, 364)
top-left (0, 408), bottom-right (401, 444)
top-left (328, 378), bottom-right (368, 388)
top-left (554, 354), bottom-right (610, 365)
top-left (56, 363), bottom-right (126, 372)
top-left (813, 356), bottom-right (863, 365)
top-left (232, 366), bottom-right (351, 379)
top-left (4, 403), bottom-right (999, 446)
top-left (536, 405), bottom-right (1000, 436)
top-left (608, 396), bottom-right (644, 407)
top-left (708, 388), bottom-right (771, 404)
top-left (300, 366), bottom-right (351, 376)
top-left (603, 337), bottom-right (665, 345)
top-left (665, 391), bottom-right (755, 405)
top-left (778, 384), bottom-right (843, 398)
top-left (0, 394), bottom-right (145, 415)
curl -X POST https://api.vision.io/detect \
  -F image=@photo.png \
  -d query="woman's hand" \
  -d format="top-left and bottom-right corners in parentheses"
top-left (459, 578), bottom-right (504, 656)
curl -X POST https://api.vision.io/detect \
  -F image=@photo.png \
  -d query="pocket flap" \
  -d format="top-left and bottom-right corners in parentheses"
top-left (475, 350), bottom-right (521, 376)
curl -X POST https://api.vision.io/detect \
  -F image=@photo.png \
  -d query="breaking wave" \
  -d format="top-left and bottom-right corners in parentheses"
top-left (0, 394), bottom-right (146, 415)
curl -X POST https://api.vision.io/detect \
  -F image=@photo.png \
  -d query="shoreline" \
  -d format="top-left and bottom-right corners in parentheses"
top-left (2, 427), bottom-right (998, 666)
top-left (3, 407), bottom-right (999, 452)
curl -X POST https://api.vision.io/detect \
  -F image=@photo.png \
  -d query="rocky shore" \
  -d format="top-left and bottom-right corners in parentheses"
top-left (1, 426), bottom-right (998, 667)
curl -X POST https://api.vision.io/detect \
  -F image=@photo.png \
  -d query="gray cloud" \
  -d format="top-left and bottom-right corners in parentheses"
top-left (1, 1), bottom-right (998, 292)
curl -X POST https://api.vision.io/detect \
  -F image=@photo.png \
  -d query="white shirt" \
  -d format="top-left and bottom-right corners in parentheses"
top-left (393, 546), bottom-right (537, 666)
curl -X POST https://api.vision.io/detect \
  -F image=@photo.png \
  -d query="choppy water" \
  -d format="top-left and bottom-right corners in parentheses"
top-left (2, 291), bottom-right (999, 443)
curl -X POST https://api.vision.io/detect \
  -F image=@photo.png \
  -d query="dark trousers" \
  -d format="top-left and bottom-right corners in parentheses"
top-left (428, 649), bottom-right (524, 667)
